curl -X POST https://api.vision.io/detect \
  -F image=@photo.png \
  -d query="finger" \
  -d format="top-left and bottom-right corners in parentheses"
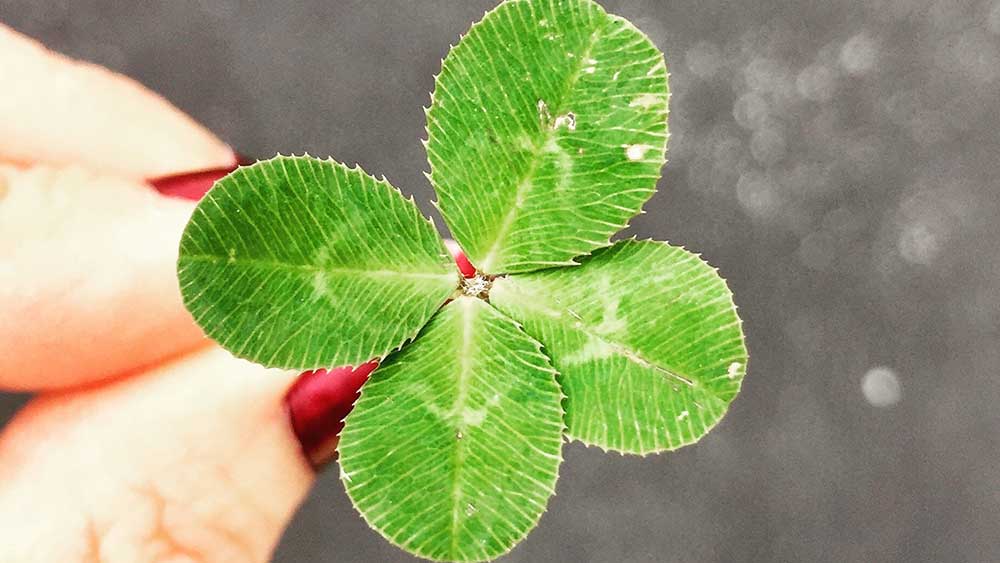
top-left (0, 346), bottom-right (314, 563)
top-left (0, 163), bottom-right (207, 390)
top-left (0, 24), bottom-right (234, 178)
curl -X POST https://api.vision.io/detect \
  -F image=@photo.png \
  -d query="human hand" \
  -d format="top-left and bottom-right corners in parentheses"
top-left (0, 24), bottom-right (391, 562)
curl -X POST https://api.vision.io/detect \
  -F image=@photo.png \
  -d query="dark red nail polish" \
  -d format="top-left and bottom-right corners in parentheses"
top-left (285, 361), bottom-right (378, 469)
top-left (148, 155), bottom-right (253, 201)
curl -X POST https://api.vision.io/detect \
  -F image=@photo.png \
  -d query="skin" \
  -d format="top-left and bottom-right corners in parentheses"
top-left (0, 24), bottom-right (314, 562)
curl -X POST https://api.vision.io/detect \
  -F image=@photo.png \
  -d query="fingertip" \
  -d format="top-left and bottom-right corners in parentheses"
top-left (0, 24), bottom-right (235, 178)
top-left (0, 347), bottom-right (315, 562)
top-left (0, 164), bottom-right (205, 390)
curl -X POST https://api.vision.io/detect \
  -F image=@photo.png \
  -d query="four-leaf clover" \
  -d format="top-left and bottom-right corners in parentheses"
top-left (176, 0), bottom-right (748, 561)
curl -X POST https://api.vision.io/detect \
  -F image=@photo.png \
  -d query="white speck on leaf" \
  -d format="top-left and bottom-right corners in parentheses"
top-left (552, 112), bottom-right (576, 130)
top-left (544, 137), bottom-right (573, 192)
top-left (537, 99), bottom-right (551, 127)
top-left (312, 271), bottom-right (329, 299)
top-left (589, 276), bottom-right (627, 335)
top-left (624, 144), bottom-right (653, 161)
top-left (461, 407), bottom-right (487, 426)
top-left (629, 93), bottom-right (662, 109)
top-left (562, 337), bottom-right (616, 365)
top-left (727, 362), bottom-right (742, 378)
top-left (516, 134), bottom-right (534, 152)
top-left (677, 410), bottom-right (690, 421)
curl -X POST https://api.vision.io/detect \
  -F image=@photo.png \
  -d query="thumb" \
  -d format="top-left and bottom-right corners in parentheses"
top-left (0, 347), bottom-right (319, 562)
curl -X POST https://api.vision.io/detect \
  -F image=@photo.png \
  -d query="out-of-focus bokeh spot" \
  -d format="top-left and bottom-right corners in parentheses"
top-left (862, 366), bottom-right (903, 407)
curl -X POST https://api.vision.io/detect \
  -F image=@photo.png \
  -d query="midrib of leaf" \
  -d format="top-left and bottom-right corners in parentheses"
top-left (338, 296), bottom-right (564, 561)
top-left (500, 278), bottom-right (728, 407)
top-left (477, 23), bottom-right (607, 273)
top-left (180, 253), bottom-right (458, 282)
top-left (450, 299), bottom-right (474, 559)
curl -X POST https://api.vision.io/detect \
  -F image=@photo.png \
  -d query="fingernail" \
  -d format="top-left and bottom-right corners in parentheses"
top-left (285, 361), bottom-right (377, 470)
top-left (148, 154), bottom-right (254, 201)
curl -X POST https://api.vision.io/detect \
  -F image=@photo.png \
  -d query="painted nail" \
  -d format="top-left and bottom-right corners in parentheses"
top-left (148, 155), bottom-right (253, 201)
top-left (285, 362), bottom-right (378, 469)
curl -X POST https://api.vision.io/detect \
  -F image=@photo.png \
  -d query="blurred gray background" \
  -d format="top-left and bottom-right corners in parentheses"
top-left (2, 0), bottom-right (999, 561)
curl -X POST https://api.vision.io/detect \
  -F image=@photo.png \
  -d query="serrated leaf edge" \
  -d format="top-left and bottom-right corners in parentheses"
top-left (177, 153), bottom-right (459, 371)
top-left (338, 297), bottom-right (567, 563)
top-left (502, 237), bottom-right (748, 457)
top-left (423, 0), bottom-right (671, 276)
